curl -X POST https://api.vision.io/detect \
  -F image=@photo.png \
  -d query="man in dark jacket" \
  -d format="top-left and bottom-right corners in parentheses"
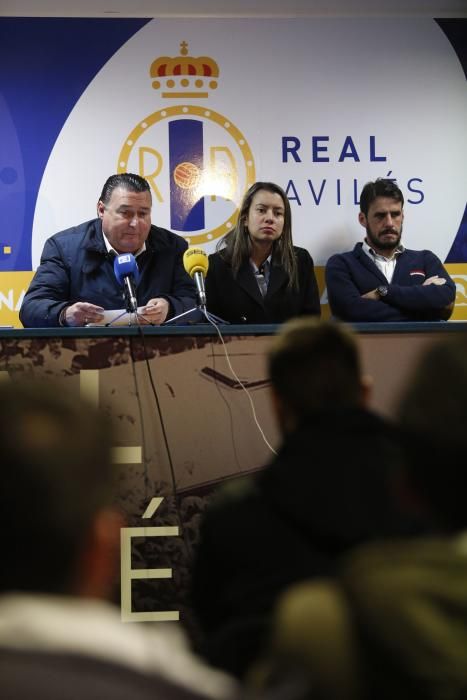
top-left (20, 173), bottom-right (196, 327)
top-left (258, 333), bottom-right (467, 700)
top-left (191, 319), bottom-right (420, 679)
top-left (325, 178), bottom-right (456, 322)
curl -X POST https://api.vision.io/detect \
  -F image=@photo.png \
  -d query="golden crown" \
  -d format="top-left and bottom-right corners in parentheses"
top-left (150, 41), bottom-right (219, 99)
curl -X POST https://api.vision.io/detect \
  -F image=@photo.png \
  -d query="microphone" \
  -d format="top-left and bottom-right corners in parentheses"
top-left (113, 253), bottom-right (140, 314)
top-left (183, 247), bottom-right (209, 307)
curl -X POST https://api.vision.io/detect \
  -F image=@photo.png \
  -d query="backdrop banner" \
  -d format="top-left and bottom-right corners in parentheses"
top-left (1, 17), bottom-right (466, 324)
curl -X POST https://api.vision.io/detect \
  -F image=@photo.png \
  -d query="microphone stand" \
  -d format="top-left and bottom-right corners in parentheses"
top-left (163, 300), bottom-right (228, 326)
top-left (164, 265), bottom-right (229, 326)
top-left (103, 309), bottom-right (154, 327)
top-left (104, 287), bottom-right (154, 327)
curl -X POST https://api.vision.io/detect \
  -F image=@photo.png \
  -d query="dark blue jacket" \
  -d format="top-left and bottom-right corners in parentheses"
top-left (20, 219), bottom-right (197, 327)
top-left (325, 243), bottom-right (456, 322)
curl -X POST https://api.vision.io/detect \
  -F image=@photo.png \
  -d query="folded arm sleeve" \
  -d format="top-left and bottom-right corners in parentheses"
top-left (19, 238), bottom-right (71, 328)
top-left (384, 252), bottom-right (456, 320)
top-left (325, 254), bottom-right (411, 322)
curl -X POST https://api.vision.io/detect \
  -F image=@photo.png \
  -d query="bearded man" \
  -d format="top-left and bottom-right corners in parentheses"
top-left (325, 178), bottom-right (455, 321)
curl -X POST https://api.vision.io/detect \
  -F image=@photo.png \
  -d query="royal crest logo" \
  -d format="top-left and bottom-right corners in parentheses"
top-left (118, 42), bottom-right (256, 245)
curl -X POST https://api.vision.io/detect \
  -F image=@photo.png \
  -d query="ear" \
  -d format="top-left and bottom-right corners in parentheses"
top-left (73, 508), bottom-right (125, 600)
top-left (358, 211), bottom-right (367, 229)
top-left (359, 374), bottom-right (373, 408)
top-left (97, 200), bottom-right (105, 219)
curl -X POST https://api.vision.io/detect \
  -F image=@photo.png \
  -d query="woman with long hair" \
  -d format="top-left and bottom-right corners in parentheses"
top-left (205, 182), bottom-right (320, 323)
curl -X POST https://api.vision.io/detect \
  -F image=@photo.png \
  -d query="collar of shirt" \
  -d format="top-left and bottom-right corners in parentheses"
top-left (362, 239), bottom-right (404, 283)
top-left (250, 256), bottom-right (271, 296)
top-left (102, 230), bottom-right (147, 258)
top-left (0, 593), bottom-right (237, 696)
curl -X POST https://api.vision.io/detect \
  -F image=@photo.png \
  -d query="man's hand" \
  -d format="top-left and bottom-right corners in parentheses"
top-left (141, 298), bottom-right (170, 325)
top-left (64, 302), bottom-right (105, 326)
top-left (361, 289), bottom-right (380, 301)
top-left (423, 275), bottom-right (446, 286)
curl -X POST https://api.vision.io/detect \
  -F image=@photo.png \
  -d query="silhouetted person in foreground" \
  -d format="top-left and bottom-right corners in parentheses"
top-left (192, 318), bottom-right (420, 679)
top-left (0, 380), bottom-right (236, 700)
top-left (256, 333), bottom-right (467, 700)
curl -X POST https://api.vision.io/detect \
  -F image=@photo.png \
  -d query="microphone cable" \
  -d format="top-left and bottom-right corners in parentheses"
top-left (130, 324), bottom-right (191, 559)
top-left (128, 335), bottom-right (151, 503)
top-left (208, 335), bottom-right (243, 474)
top-left (202, 309), bottom-right (277, 457)
top-left (183, 246), bottom-right (276, 455)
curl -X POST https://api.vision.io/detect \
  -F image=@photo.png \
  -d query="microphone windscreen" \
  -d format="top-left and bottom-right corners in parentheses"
top-left (113, 253), bottom-right (140, 286)
top-left (183, 247), bottom-right (209, 278)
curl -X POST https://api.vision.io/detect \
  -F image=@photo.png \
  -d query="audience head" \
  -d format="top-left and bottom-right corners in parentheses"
top-left (0, 380), bottom-right (119, 596)
top-left (268, 318), bottom-right (367, 432)
top-left (397, 334), bottom-right (467, 531)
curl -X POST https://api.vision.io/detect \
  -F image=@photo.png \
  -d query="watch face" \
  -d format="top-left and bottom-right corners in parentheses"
top-left (378, 286), bottom-right (388, 297)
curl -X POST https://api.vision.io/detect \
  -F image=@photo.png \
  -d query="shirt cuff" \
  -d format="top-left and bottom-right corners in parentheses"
top-left (58, 307), bottom-right (69, 326)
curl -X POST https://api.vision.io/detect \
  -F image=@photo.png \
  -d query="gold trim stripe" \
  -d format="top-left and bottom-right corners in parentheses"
top-left (162, 92), bottom-right (208, 98)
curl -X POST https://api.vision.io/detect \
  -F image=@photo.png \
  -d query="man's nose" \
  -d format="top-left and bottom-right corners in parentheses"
top-left (129, 214), bottom-right (138, 226)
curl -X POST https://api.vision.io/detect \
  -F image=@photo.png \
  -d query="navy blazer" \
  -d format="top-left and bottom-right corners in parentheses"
top-left (205, 246), bottom-right (321, 324)
top-left (20, 219), bottom-right (196, 328)
top-left (325, 243), bottom-right (456, 322)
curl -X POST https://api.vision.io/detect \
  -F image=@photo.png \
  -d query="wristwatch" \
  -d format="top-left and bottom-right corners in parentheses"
top-left (377, 285), bottom-right (389, 298)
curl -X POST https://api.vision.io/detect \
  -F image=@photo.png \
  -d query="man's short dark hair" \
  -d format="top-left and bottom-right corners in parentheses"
top-left (397, 335), bottom-right (467, 531)
top-left (359, 179), bottom-right (404, 216)
top-left (0, 381), bottom-right (115, 594)
top-left (268, 319), bottom-right (362, 421)
top-left (99, 173), bottom-right (151, 204)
